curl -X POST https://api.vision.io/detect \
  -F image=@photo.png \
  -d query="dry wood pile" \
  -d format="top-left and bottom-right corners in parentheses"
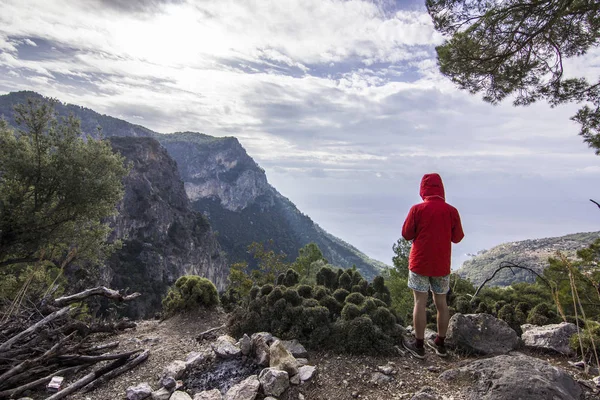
top-left (0, 287), bottom-right (148, 399)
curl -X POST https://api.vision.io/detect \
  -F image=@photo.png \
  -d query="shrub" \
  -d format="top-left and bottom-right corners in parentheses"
top-left (338, 272), bottom-right (352, 291)
top-left (297, 284), bottom-right (313, 299)
top-left (333, 288), bottom-right (350, 303)
top-left (371, 307), bottom-right (396, 332)
top-left (316, 267), bottom-right (338, 290)
top-left (341, 303), bottom-right (362, 321)
top-left (313, 285), bottom-right (329, 300)
top-left (345, 292), bottom-right (365, 305)
top-left (497, 304), bottom-right (522, 335)
top-left (267, 286), bottom-right (284, 305)
top-left (454, 296), bottom-right (472, 314)
top-left (362, 297), bottom-right (377, 314)
top-left (336, 316), bottom-right (394, 355)
top-left (569, 321), bottom-right (600, 359)
top-left (259, 284), bottom-right (273, 296)
top-left (303, 298), bottom-right (319, 308)
top-left (283, 269), bottom-right (299, 287)
top-left (319, 295), bottom-right (342, 316)
top-left (162, 275), bottom-right (219, 315)
top-left (276, 273), bottom-right (285, 286)
top-left (283, 288), bottom-right (302, 306)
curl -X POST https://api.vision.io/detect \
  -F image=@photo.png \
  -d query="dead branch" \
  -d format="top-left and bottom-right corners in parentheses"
top-left (0, 306), bottom-right (71, 353)
top-left (196, 324), bottom-right (226, 341)
top-left (471, 261), bottom-right (553, 300)
top-left (57, 349), bottom-right (142, 364)
top-left (80, 341), bottom-right (120, 354)
top-left (590, 199), bottom-right (600, 209)
top-left (52, 287), bottom-right (141, 307)
top-left (81, 349), bottom-right (150, 393)
top-left (0, 366), bottom-right (83, 398)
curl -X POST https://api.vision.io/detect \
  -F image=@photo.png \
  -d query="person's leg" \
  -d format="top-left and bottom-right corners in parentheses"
top-left (413, 289), bottom-right (429, 341)
top-left (432, 292), bottom-right (449, 338)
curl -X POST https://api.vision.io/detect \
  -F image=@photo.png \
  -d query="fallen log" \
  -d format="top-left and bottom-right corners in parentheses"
top-left (57, 349), bottom-right (142, 364)
top-left (0, 366), bottom-right (82, 398)
top-left (81, 349), bottom-right (150, 393)
top-left (196, 324), bottom-right (226, 341)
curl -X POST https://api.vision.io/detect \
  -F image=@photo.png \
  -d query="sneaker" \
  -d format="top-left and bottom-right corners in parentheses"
top-left (426, 338), bottom-right (448, 357)
top-left (402, 337), bottom-right (425, 359)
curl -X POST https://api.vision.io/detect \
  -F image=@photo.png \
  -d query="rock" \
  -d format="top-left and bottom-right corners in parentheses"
top-left (224, 375), bottom-right (260, 400)
top-left (298, 394), bottom-right (305, 400)
top-left (411, 386), bottom-right (439, 400)
top-left (424, 328), bottom-right (437, 341)
top-left (377, 365), bottom-right (395, 375)
top-left (186, 351), bottom-right (209, 368)
top-left (427, 366), bottom-right (441, 373)
top-left (290, 374), bottom-right (301, 385)
top-left (152, 388), bottom-right (172, 400)
top-left (270, 340), bottom-right (299, 376)
top-left (370, 372), bottom-right (392, 385)
top-left (264, 398), bottom-right (277, 400)
top-left (520, 322), bottom-right (578, 355)
top-left (252, 334), bottom-right (271, 366)
top-left (281, 339), bottom-right (308, 358)
top-left (161, 360), bottom-right (187, 382)
top-left (127, 383), bottom-right (153, 400)
top-left (440, 352), bottom-right (581, 399)
top-left (593, 375), bottom-right (600, 388)
top-left (213, 335), bottom-right (242, 359)
top-left (162, 377), bottom-right (177, 390)
top-left (239, 334), bottom-right (252, 356)
top-left (446, 313), bottom-right (519, 355)
top-left (297, 365), bottom-right (316, 382)
top-left (193, 389), bottom-right (222, 400)
top-left (295, 358), bottom-right (309, 366)
top-left (170, 392), bottom-right (192, 400)
top-left (259, 367), bottom-right (290, 397)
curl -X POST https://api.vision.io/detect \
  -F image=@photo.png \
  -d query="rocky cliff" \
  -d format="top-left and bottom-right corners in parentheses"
top-left (458, 231), bottom-right (600, 286)
top-left (105, 136), bottom-right (227, 318)
top-left (157, 133), bottom-right (388, 279)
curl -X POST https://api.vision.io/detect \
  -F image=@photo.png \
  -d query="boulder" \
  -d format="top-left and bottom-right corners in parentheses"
top-left (440, 352), bottom-right (581, 400)
top-left (213, 335), bottom-right (242, 359)
top-left (193, 389), bottom-right (222, 400)
top-left (239, 334), bottom-right (252, 356)
top-left (160, 360), bottom-right (187, 383)
top-left (251, 334), bottom-right (271, 366)
top-left (521, 322), bottom-right (578, 355)
top-left (224, 375), bottom-right (260, 400)
top-left (446, 313), bottom-right (519, 355)
top-left (281, 339), bottom-right (308, 358)
top-left (269, 340), bottom-right (299, 376)
top-left (259, 367), bottom-right (290, 397)
top-left (152, 388), bottom-right (171, 400)
top-left (127, 383), bottom-right (153, 400)
top-left (170, 392), bottom-right (192, 400)
top-left (297, 365), bottom-right (317, 382)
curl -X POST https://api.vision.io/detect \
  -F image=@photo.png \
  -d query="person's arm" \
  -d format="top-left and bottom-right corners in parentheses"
top-left (451, 208), bottom-right (464, 243)
top-left (402, 207), bottom-right (417, 241)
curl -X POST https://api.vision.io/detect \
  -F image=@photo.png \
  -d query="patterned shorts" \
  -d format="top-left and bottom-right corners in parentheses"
top-left (408, 271), bottom-right (450, 294)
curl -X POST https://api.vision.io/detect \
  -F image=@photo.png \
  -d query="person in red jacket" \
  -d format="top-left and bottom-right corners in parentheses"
top-left (401, 173), bottom-right (464, 359)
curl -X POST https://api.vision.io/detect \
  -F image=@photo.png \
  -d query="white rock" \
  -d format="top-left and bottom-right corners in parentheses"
top-left (224, 375), bottom-right (260, 400)
top-left (239, 334), bottom-right (252, 356)
top-left (151, 387), bottom-right (171, 400)
top-left (127, 382), bottom-right (153, 400)
top-left (259, 367), bottom-right (289, 397)
top-left (298, 365), bottom-right (317, 382)
top-left (269, 340), bottom-right (299, 376)
top-left (521, 322), bottom-right (578, 355)
top-left (186, 352), bottom-right (208, 368)
top-left (161, 360), bottom-right (187, 382)
top-left (213, 335), bottom-right (242, 359)
top-left (169, 391), bottom-right (192, 400)
top-left (193, 389), bottom-right (222, 400)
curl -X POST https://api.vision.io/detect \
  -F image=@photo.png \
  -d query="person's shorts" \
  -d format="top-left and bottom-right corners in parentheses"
top-left (408, 271), bottom-right (450, 294)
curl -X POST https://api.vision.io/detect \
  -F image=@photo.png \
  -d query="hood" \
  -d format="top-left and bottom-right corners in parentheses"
top-left (419, 173), bottom-right (445, 200)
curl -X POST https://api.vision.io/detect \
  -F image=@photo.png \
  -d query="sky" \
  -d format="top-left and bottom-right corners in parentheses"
top-left (1, 0), bottom-right (599, 268)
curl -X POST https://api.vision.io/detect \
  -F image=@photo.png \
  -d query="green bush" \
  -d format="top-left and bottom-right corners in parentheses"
top-left (338, 272), bottom-right (352, 291)
top-left (319, 295), bottom-right (342, 316)
top-left (316, 267), bottom-right (338, 290)
top-left (283, 269), bottom-right (299, 287)
top-left (341, 303), bottom-right (362, 321)
top-left (345, 292), bottom-right (365, 305)
top-left (303, 298), bottom-right (319, 308)
top-left (259, 284), bottom-right (273, 296)
top-left (313, 285), bottom-right (328, 300)
top-left (497, 304), bottom-right (522, 335)
top-left (283, 288), bottom-right (302, 306)
top-left (267, 286), bottom-right (284, 305)
top-left (333, 288), bottom-right (350, 303)
top-left (297, 284), bottom-right (313, 299)
top-left (362, 297), bottom-right (377, 314)
top-left (162, 275), bottom-right (219, 315)
top-left (569, 321), bottom-right (600, 359)
top-left (371, 307), bottom-right (396, 332)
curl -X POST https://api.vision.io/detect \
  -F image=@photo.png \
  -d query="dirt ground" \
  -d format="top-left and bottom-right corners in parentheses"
top-left (25, 309), bottom-right (598, 400)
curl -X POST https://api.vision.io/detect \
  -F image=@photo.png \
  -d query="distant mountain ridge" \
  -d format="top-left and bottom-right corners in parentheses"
top-left (458, 231), bottom-right (600, 287)
top-left (0, 91), bottom-right (388, 280)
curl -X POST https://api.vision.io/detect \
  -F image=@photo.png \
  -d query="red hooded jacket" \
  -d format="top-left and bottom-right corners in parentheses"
top-left (402, 173), bottom-right (464, 277)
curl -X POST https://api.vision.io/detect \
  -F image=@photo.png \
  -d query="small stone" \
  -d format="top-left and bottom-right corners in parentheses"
top-left (342, 379), bottom-right (349, 387)
top-left (151, 388), bottom-right (171, 400)
top-left (377, 365), bottom-right (395, 375)
top-left (427, 366), bottom-right (441, 373)
top-left (370, 372), bottom-right (392, 385)
top-left (297, 365), bottom-right (316, 382)
top-left (298, 394), bottom-right (305, 400)
top-left (290, 374), bottom-right (301, 385)
top-left (593, 375), bottom-right (600, 388)
top-left (351, 391), bottom-right (360, 398)
top-left (224, 375), bottom-right (260, 400)
top-left (162, 377), bottom-right (177, 390)
top-left (295, 358), bottom-right (309, 366)
top-left (259, 367), bottom-right (290, 397)
top-left (239, 334), bottom-right (252, 356)
top-left (169, 391), bottom-right (192, 400)
top-left (126, 382), bottom-right (153, 400)
top-left (193, 389), bottom-right (222, 400)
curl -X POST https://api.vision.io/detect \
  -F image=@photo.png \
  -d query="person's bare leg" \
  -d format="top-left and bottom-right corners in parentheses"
top-left (413, 290), bottom-right (429, 340)
top-left (432, 292), bottom-right (449, 338)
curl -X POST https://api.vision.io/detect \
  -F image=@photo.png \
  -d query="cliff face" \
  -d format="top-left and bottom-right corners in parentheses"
top-left (106, 137), bottom-right (227, 318)
top-left (157, 133), bottom-right (388, 280)
top-left (458, 231), bottom-right (600, 286)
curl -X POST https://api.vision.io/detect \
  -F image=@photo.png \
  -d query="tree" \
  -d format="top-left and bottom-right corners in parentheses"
top-left (247, 240), bottom-right (289, 285)
top-left (427, 0), bottom-right (600, 153)
top-left (0, 98), bottom-right (128, 270)
top-left (392, 238), bottom-right (411, 279)
top-left (292, 242), bottom-right (327, 282)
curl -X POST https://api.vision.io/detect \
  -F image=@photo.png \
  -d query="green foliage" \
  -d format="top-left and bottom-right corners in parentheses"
top-left (0, 263), bottom-right (66, 309)
top-left (313, 285), bottom-right (328, 301)
top-left (345, 292), bottom-right (365, 305)
top-left (0, 98), bottom-right (128, 272)
top-left (333, 288), bottom-right (350, 303)
top-left (427, 0), bottom-right (600, 153)
top-left (338, 272), bottom-right (352, 291)
top-left (341, 303), bottom-right (362, 321)
top-left (319, 295), bottom-right (342, 316)
top-left (498, 304), bottom-right (523, 335)
top-left (162, 275), bottom-right (219, 316)
top-left (292, 243), bottom-right (327, 283)
top-left (297, 284), bottom-right (313, 299)
top-left (316, 266), bottom-right (339, 290)
top-left (391, 238), bottom-right (411, 279)
top-left (570, 321), bottom-right (600, 360)
top-left (283, 269), bottom-right (299, 287)
top-left (248, 241), bottom-right (290, 286)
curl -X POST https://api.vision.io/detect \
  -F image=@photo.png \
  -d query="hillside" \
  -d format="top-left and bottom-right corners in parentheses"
top-left (0, 91), bottom-right (388, 279)
top-left (458, 231), bottom-right (600, 286)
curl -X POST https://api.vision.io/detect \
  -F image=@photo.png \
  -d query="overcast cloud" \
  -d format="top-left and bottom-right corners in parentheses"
top-left (1, 0), bottom-right (599, 267)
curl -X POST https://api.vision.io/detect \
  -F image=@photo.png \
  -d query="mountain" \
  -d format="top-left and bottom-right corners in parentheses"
top-left (102, 136), bottom-right (227, 318)
top-left (458, 231), bottom-right (600, 287)
top-left (0, 91), bottom-right (388, 280)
